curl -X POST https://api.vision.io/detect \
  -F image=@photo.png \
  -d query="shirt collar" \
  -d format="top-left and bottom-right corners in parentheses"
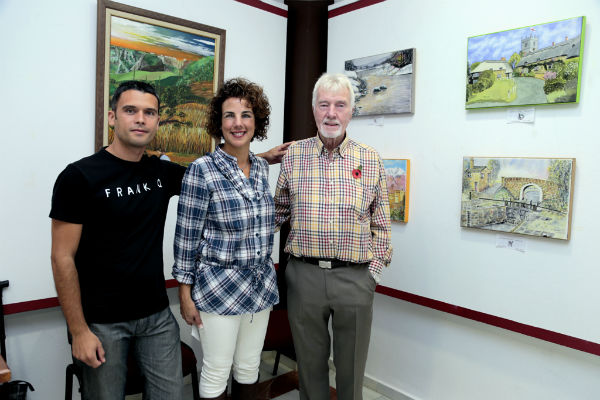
top-left (214, 145), bottom-right (259, 166)
top-left (314, 133), bottom-right (350, 158)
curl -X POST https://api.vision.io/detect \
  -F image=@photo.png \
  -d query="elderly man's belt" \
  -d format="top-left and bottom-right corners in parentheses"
top-left (293, 256), bottom-right (359, 269)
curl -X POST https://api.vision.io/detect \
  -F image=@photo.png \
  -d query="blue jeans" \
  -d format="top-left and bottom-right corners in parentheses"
top-left (76, 307), bottom-right (183, 400)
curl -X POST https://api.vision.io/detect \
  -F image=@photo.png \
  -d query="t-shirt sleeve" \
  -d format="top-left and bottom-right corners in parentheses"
top-left (49, 164), bottom-right (88, 224)
top-left (165, 161), bottom-right (187, 197)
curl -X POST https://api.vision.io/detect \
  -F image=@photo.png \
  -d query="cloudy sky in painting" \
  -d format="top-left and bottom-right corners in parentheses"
top-left (111, 16), bottom-right (215, 56)
top-left (467, 17), bottom-right (583, 65)
top-left (471, 158), bottom-right (560, 180)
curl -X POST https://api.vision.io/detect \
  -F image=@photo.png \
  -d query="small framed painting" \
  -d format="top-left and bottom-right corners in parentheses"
top-left (383, 159), bottom-right (410, 223)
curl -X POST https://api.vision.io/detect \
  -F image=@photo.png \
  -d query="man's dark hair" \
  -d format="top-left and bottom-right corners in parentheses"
top-left (110, 81), bottom-right (160, 112)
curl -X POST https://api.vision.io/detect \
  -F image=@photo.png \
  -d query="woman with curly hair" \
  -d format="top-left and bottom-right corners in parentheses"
top-left (173, 78), bottom-right (281, 399)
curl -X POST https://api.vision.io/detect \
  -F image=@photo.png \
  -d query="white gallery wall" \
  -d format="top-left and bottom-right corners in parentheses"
top-left (0, 0), bottom-right (286, 398)
top-left (328, 0), bottom-right (600, 399)
top-left (3, 0), bottom-right (600, 398)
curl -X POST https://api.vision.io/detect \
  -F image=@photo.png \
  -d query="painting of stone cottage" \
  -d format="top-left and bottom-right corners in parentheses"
top-left (383, 159), bottom-right (410, 222)
top-left (461, 157), bottom-right (575, 240)
top-left (345, 49), bottom-right (415, 116)
top-left (466, 16), bottom-right (585, 109)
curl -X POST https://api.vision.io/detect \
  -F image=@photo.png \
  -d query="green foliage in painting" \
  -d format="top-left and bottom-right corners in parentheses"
top-left (547, 160), bottom-right (572, 210)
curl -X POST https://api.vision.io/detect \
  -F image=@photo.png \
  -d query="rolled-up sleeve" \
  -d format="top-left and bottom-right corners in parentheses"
top-left (368, 157), bottom-right (393, 283)
top-left (172, 163), bottom-right (209, 284)
top-left (273, 155), bottom-right (291, 231)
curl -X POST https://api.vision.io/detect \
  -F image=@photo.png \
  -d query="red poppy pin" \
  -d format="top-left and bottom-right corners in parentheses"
top-left (352, 165), bottom-right (362, 179)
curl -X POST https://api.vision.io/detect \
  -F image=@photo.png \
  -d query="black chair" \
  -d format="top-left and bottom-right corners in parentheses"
top-left (65, 339), bottom-right (200, 400)
top-left (0, 281), bottom-right (8, 362)
top-left (262, 308), bottom-right (296, 376)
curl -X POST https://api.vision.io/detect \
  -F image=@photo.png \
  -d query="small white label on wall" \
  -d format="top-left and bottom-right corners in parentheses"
top-left (506, 108), bottom-right (535, 123)
top-left (369, 116), bottom-right (385, 126)
top-left (496, 235), bottom-right (527, 252)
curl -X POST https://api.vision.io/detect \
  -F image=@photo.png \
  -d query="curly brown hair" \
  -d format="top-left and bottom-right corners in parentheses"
top-left (206, 78), bottom-right (271, 142)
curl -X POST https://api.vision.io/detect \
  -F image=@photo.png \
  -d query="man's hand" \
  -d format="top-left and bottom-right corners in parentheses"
top-left (258, 141), bottom-right (294, 165)
top-left (179, 284), bottom-right (203, 327)
top-left (71, 329), bottom-right (105, 368)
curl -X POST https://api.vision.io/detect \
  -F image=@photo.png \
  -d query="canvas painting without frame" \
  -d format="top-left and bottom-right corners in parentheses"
top-left (383, 159), bottom-right (410, 222)
top-left (461, 157), bottom-right (575, 240)
top-left (466, 16), bottom-right (584, 109)
top-left (345, 49), bottom-right (415, 116)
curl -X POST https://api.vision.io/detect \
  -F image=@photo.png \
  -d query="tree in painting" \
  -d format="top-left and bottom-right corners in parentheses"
top-left (108, 16), bottom-right (217, 165)
top-left (466, 16), bottom-right (584, 109)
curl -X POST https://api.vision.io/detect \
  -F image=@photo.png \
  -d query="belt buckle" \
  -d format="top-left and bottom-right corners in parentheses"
top-left (318, 260), bottom-right (332, 269)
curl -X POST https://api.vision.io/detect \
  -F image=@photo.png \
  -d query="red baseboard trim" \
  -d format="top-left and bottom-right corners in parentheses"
top-left (5, 280), bottom-right (598, 357)
top-left (375, 285), bottom-right (600, 357)
top-left (328, 0), bottom-right (386, 18)
top-left (234, 0), bottom-right (288, 18)
top-left (4, 297), bottom-right (60, 315)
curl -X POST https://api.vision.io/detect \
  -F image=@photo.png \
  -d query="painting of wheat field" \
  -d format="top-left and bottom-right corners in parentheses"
top-left (461, 157), bottom-right (575, 240)
top-left (97, 2), bottom-right (225, 165)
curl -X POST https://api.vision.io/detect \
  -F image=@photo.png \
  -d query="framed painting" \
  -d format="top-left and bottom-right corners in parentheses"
top-left (466, 16), bottom-right (585, 109)
top-left (383, 159), bottom-right (410, 223)
top-left (345, 49), bottom-right (415, 116)
top-left (95, 0), bottom-right (226, 165)
top-left (461, 157), bottom-right (575, 240)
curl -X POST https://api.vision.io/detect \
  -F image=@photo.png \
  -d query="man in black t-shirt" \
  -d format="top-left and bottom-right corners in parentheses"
top-left (51, 81), bottom-right (290, 399)
top-left (50, 81), bottom-right (186, 399)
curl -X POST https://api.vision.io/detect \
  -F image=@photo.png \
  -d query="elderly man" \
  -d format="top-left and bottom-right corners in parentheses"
top-left (274, 73), bottom-right (393, 399)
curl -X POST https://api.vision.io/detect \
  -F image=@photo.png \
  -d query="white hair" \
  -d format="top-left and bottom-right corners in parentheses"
top-left (312, 73), bottom-right (355, 109)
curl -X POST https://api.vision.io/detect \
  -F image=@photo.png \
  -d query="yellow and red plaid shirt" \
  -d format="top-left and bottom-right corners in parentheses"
top-left (274, 135), bottom-right (393, 282)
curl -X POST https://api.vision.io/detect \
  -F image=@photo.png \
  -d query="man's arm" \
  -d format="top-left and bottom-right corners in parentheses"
top-left (51, 219), bottom-right (105, 368)
top-left (273, 154), bottom-right (292, 231)
top-left (368, 158), bottom-right (394, 283)
top-left (257, 141), bottom-right (294, 165)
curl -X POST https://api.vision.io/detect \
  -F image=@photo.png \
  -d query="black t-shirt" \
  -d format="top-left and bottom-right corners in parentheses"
top-left (50, 148), bottom-right (186, 323)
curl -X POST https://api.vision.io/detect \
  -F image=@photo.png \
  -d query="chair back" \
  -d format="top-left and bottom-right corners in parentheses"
top-left (0, 280), bottom-right (9, 361)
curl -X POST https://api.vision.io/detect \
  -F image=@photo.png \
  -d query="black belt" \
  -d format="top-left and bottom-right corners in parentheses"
top-left (292, 256), bottom-right (361, 269)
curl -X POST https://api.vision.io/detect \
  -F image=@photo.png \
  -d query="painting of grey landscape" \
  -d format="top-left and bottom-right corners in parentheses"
top-left (345, 49), bottom-right (415, 116)
top-left (466, 16), bottom-right (585, 109)
top-left (461, 157), bottom-right (575, 240)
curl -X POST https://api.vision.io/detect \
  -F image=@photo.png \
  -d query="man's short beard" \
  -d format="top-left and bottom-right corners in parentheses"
top-left (318, 122), bottom-right (344, 139)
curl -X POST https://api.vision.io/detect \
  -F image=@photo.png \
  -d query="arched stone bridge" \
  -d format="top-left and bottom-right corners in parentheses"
top-left (501, 177), bottom-right (559, 202)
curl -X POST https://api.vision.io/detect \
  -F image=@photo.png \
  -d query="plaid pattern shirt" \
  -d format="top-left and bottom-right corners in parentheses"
top-left (274, 135), bottom-right (393, 282)
top-left (173, 146), bottom-right (279, 315)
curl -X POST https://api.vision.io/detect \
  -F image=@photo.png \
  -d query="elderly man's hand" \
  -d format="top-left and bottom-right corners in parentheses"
top-left (259, 142), bottom-right (294, 165)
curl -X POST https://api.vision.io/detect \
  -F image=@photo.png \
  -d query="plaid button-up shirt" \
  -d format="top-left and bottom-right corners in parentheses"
top-left (274, 135), bottom-right (393, 282)
top-left (173, 146), bottom-right (279, 315)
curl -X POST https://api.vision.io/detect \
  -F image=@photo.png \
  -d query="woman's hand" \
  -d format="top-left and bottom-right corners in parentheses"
top-left (178, 284), bottom-right (203, 327)
top-left (258, 141), bottom-right (294, 164)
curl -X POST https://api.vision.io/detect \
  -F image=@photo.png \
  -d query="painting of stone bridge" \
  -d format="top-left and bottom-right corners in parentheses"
top-left (461, 157), bottom-right (575, 240)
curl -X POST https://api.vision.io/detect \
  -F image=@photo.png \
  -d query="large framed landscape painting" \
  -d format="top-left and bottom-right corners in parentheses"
top-left (466, 16), bottom-right (584, 109)
top-left (461, 157), bottom-right (575, 240)
top-left (345, 49), bottom-right (415, 116)
top-left (95, 0), bottom-right (225, 165)
top-left (383, 159), bottom-right (410, 223)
